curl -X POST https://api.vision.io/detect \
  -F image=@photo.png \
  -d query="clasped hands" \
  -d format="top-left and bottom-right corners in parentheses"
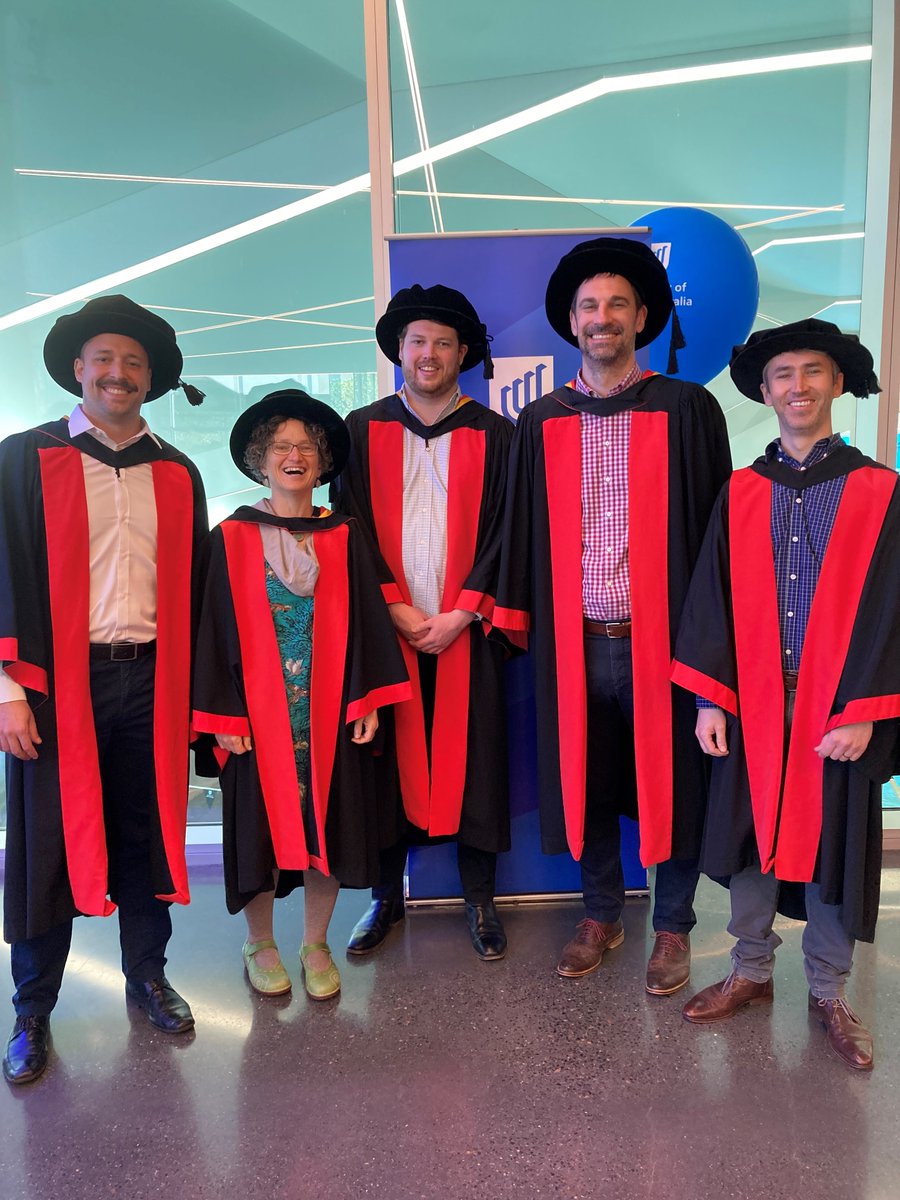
top-left (389, 602), bottom-right (476, 655)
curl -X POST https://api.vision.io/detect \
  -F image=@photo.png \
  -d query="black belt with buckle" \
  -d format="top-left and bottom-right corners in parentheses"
top-left (584, 618), bottom-right (632, 639)
top-left (89, 640), bottom-right (157, 662)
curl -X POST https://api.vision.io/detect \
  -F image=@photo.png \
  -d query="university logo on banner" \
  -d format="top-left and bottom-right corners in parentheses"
top-left (488, 357), bottom-right (554, 422)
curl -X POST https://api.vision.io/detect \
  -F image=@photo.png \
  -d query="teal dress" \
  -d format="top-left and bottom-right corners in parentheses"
top-left (265, 559), bottom-right (319, 854)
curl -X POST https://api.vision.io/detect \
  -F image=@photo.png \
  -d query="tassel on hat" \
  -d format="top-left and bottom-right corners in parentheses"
top-left (481, 328), bottom-right (494, 380)
top-left (180, 379), bottom-right (205, 406)
top-left (666, 308), bottom-right (687, 376)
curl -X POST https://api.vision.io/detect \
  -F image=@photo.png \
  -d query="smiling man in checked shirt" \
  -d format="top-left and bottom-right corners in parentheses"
top-left (495, 238), bottom-right (731, 994)
top-left (673, 320), bottom-right (900, 1070)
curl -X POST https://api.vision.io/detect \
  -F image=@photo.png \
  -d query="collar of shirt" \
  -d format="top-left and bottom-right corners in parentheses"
top-left (573, 360), bottom-right (643, 400)
top-left (397, 386), bottom-right (463, 425)
top-left (768, 433), bottom-right (842, 472)
top-left (69, 403), bottom-right (161, 451)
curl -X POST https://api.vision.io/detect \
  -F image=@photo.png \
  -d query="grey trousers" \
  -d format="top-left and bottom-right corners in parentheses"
top-left (727, 864), bottom-right (854, 999)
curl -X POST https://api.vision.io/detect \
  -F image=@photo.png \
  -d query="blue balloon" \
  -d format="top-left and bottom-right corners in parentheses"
top-left (631, 207), bottom-right (758, 386)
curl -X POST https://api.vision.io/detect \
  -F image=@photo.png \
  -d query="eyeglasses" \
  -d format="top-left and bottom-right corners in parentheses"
top-left (268, 440), bottom-right (318, 456)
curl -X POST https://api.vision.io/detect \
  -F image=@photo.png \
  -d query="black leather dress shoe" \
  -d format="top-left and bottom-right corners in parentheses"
top-left (125, 977), bottom-right (195, 1034)
top-left (347, 897), bottom-right (405, 955)
top-left (3, 1015), bottom-right (51, 1085)
top-left (465, 901), bottom-right (507, 961)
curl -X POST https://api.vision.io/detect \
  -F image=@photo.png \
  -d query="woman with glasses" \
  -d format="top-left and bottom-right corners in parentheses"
top-left (193, 390), bottom-right (410, 1000)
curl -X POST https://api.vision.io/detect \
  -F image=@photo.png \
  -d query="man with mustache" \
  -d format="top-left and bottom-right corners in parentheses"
top-left (495, 238), bottom-right (731, 993)
top-left (674, 320), bottom-right (899, 1070)
top-left (0, 295), bottom-right (209, 1084)
top-left (331, 284), bottom-right (515, 961)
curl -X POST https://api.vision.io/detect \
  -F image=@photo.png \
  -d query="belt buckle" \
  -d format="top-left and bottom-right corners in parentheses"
top-left (110, 642), bottom-right (138, 661)
top-left (608, 622), bottom-right (630, 639)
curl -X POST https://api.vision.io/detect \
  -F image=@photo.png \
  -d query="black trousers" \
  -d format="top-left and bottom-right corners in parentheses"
top-left (11, 652), bottom-right (173, 1017)
top-left (373, 648), bottom-right (497, 906)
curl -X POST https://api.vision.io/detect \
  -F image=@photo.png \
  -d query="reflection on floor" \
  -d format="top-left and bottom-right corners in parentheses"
top-left (0, 859), bottom-right (898, 1200)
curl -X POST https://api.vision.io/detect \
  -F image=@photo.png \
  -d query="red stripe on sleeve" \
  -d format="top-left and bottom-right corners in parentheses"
top-left (492, 606), bottom-right (530, 632)
top-left (38, 447), bottom-right (115, 918)
top-left (191, 710), bottom-right (252, 737)
top-left (222, 521), bottom-right (311, 869)
top-left (826, 694), bottom-right (900, 731)
top-left (629, 411), bottom-right (673, 867)
top-left (346, 680), bottom-right (413, 724)
top-left (670, 661), bottom-right (738, 716)
top-left (543, 416), bottom-right (587, 860)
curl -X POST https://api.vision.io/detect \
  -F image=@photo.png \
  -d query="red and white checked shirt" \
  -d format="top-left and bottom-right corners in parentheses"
top-left (572, 362), bottom-right (644, 621)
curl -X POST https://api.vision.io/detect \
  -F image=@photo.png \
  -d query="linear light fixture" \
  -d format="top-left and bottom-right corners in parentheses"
top-left (391, 46), bottom-right (872, 175)
top-left (15, 168), bottom-right (329, 191)
top-left (0, 44), bottom-right (871, 334)
top-left (394, 189), bottom-right (837, 213)
top-left (809, 298), bottom-right (862, 318)
top-left (394, 0), bottom-right (443, 232)
top-left (182, 337), bottom-right (375, 359)
top-left (752, 231), bottom-right (865, 257)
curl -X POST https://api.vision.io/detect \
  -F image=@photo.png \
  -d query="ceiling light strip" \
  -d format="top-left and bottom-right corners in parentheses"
top-left (751, 231), bottom-right (865, 256)
top-left (0, 44), bottom-right (870, 334)
top-left (394, 0), bottom-right (443, 232)
top-left (182, 337), bottom-right (375, 359)
top-left (392, 46), bottom-right (872, 175)
top-left (395, 189), bottom-right (840, 213)
top-left (0, 172), bottom-right (371, 332)
top-left (14, 168), bottom-right (330, 191)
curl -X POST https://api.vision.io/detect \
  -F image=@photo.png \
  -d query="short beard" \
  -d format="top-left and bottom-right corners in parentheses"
top-left (577, 327), bottom-right (634, 370)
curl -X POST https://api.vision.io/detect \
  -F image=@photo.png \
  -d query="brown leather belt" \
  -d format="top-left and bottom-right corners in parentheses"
top-left (584, 618), bottom-right (632, 639)
top-left (783, 669), bottom-right (799, 692)
top-left (89, 640), bottom-right (157, 662)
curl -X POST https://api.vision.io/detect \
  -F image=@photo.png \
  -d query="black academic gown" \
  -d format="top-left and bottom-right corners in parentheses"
top-left (494, 376), bottom-right (731, 867)
top-left (330, 394), bottom-right (515, 853)
top-left (0, 419), bottom-right (209, 942)
top-left (192, 508), bottom-right (412, 911)
top-left (672, 445), bottom-right (900, 941)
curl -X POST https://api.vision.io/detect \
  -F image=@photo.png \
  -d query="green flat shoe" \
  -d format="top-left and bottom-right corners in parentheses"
top-left (300, 942), bottom-right (341, 1001)
top-left (242, 939), bottom-right (292, 996)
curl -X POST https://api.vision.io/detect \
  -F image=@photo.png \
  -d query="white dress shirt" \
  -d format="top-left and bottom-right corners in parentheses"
top-left (0, 405), bottom-right (161, 704)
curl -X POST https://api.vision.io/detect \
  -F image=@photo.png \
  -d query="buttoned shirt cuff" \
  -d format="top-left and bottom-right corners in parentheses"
top-left (0, 668), bottom-right (27, 704)
top-left (696, 696), bottom-right (718, 709)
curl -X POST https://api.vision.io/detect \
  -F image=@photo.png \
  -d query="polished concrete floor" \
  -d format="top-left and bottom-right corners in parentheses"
top-left (0, 859), bottom-right (898, 1200)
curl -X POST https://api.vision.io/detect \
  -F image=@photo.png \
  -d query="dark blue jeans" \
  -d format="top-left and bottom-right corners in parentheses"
top-left (581, 633), bottom-right (698, 934)
top-left (11, 652), bottom-right (173, 1017)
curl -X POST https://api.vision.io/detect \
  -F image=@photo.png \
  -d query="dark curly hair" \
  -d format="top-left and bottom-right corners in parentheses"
top-left (243, 414), bottom-right (333, 484)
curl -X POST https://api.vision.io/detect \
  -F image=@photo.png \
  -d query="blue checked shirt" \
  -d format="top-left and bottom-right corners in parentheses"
top-left (697, 434), bottom-right (845, 707)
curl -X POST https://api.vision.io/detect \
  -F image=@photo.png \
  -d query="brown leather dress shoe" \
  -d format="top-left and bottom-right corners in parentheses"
top-left (645, 931), bottom-right (691, 995)
top-left (557, 918), bottom-right (624, 977)
top-left (682, 971), bottom-right (773, 1023)
top-left (808, 994), bottom-right (874, 1071)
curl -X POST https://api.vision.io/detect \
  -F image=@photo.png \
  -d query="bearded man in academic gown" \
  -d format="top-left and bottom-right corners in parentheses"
top-left (330, 284), bottom-right (516, 960)
top-left (0, 295), bottom-right (209, 1085)
top-left (494, 238), bottom-right (731, 994)
top-left (674, 320), bottom-right (900, 1071)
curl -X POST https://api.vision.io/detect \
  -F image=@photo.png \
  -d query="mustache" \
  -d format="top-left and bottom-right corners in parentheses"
top-left (98, 376), bottom-right (138, 392)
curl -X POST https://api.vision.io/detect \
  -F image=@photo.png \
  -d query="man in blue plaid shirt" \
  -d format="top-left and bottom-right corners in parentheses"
top-left (672, 319), bottom-right (900, 1071)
